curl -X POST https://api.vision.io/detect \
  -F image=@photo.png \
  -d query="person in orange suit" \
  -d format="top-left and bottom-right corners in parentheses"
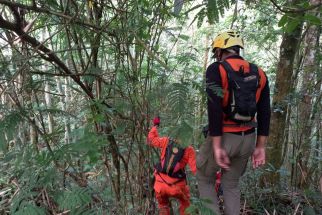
top-left (147, 117), bottom-right (197, 215)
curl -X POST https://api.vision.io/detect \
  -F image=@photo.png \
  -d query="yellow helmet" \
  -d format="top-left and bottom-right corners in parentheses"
top-left (212, 30), bottom-right (244, 49)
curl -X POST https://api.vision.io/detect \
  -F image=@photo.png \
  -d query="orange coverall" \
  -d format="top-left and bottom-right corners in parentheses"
top-left (147, 126), bottom-right (197, 215)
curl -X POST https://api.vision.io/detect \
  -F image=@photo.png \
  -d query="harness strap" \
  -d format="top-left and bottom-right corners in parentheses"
top-left (156, 172), bottom-right (185, 186)
top-left (223, 121), bottom-right (258, 128)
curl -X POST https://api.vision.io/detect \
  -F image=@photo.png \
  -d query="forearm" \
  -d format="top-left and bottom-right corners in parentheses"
top-left (212, 136), bottom-right (222, 149)
top-left (257, 78), bottom-right (271, 136)
top-left (147, 126), bottom-right (159, 142)
top-left (256, 135), bottom-right (267, 148)
top-left (147, 126), bottom-right (167, 148)
top-left (207, 101), bottom-right (223, 136)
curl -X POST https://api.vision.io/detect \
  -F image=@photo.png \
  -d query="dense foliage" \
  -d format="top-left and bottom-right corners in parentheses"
top-left (0, 0), bottom-right (321, 214)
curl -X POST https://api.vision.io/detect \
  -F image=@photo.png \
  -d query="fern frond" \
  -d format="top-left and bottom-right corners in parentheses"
top-left (167, 83), bottom-right (189, 115)
top-left (185, 197), bottom-right (216, 215)
top-left (57, 187), bottom-right (92, 211)
top-left (12, 202), bottom-right (46, 215)
top-left (207, 0), bottom-right (219, 24)
top-left (206, 0), bottom-right (233, 24)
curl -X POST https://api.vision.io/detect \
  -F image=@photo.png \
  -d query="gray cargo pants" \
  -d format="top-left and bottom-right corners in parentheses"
top-left (196, 132), bottom-right (256, 215)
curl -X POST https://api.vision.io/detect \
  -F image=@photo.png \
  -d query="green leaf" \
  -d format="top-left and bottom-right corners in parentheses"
top-left (303, 206), bottom-right (316, 215)
top-left (177, 120), bottom-right (193, 145)
top-left (58, 187), bottom-right (92, 211)
top-left (47, 0), bottom-right (59, 8)
top-left (285, 19), bottom-right (301, 33)
top-left (196, 8), bottom-right (206, 28)
top-left (278, 14), bottom-right (288, 27)
top-left (178, 34), bottom-right (190, 41)
top-left (12, 202), bottom-right (46, 215)
top-left (207, 0), bottom-right (219, 24)
top-left (186, 197), bottom-right (216, 215)
top-left (0, 130), bottom-right (6, 152)
top-left (167, 120), bottom-right (193, 146)
top-left (304, 14), bottom-right (321, 25)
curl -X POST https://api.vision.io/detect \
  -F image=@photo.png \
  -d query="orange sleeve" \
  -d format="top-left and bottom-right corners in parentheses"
top-left (256, 68), bottom-right (267, 102)
top-left (147, 126), bottom-right (168, 149)
top-left (185, 146), bottom-right (197, 175)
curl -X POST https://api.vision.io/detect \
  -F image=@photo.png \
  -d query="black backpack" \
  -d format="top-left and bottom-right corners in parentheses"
top-left (221, 60), bottom-right (259, 123)
top-left (155, 139), bottom-right (186, 179)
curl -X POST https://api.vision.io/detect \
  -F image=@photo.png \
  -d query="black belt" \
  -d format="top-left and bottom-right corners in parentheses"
top-left (226, 127), bottom-right (255, 135)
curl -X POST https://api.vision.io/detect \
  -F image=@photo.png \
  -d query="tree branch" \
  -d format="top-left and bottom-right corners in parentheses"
top-left (269, 0), bottom-right (322, 13)
top-left (0, 8), bottom-right (95, 99)
top-left (0, 1), bottom-right (130, 120)
top-left (31, 71), bottom-right (101, 78)
top-left (0, 0), bottom-right (116, 36)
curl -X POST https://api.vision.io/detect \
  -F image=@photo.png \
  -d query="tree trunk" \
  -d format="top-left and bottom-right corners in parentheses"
top-left (267, 3), bottom-right (303, 184)
top-left (56, 77), bottom-right (71, 144)
top-left (196, 32), bottom-right (211, 141)
top-left (42, 29), bottom-right (54, 135)
top-left (64, 78), bottom-right (71, 144)
top-left (296, 0), bottom-right (321, 188)
top-left (28, 93), bottom-right (38, 152)
top-left (45, 80), bottom-right (54, 134)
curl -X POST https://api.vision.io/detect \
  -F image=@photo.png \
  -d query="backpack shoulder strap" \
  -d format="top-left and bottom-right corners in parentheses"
top-left (249, 63), bottom-right (260, 88)
top-left (164, 138), bottom-right (174, 160)
top-left (220, 60), bottom-right (235, 79)
top-left (249, 63), bottom-right (258, 74)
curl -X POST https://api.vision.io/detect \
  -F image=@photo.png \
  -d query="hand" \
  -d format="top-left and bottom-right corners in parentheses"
top-left (153, 116), bottom-right (160, 126)
top-left (252, 147), bottom-right (266, 169)
top-left (214, 147), bottom-right (230, 170)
